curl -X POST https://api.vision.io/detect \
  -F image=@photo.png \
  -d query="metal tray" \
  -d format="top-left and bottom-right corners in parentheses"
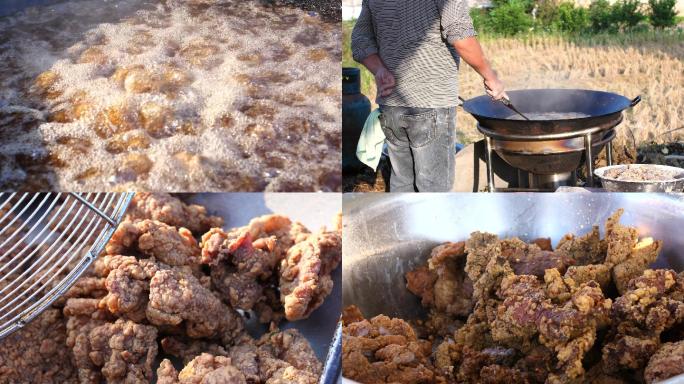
top-left (342, 193), bottom-right (684, 384)
top-left (595, 164), bottom-right (684, 192)
top-left (186, 193), bottom-right (342, 384)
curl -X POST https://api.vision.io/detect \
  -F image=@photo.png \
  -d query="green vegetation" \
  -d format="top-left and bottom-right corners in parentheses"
top-left (470, 0), bottom-right (679, 36)
top-left (650, 0), bottom-right (678, 28)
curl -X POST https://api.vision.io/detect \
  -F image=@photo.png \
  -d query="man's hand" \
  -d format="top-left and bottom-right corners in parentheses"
top-left (484, 75), bottom-right (508, 101)
top-left (375, 67), bottom-right (396, 97)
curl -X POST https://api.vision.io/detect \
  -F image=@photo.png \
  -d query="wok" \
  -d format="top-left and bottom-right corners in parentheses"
top-left (461, 89), bottom-right (641, 136)
top-left (342, 193), bottom-right (684, 384)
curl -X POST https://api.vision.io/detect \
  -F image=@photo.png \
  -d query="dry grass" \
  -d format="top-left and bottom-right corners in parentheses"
top-left (457, 35), bottom-right (684, 147)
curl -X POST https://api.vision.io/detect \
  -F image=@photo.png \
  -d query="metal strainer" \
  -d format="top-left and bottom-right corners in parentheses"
top-left (0, 192), bottom-right (133, 340)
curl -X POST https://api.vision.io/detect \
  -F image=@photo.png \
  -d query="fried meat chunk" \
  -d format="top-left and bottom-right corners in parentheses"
top-left (161, 336), bottom-right (229, 365)
top-left (148, 268), bottom-right (244, 344)
top-left (178, 353), bottom-right (246, 383)
top-left (87, 319), bottom-right (159, 383)
top-left (279, 230), bottom-right (342, 321)
top-left (201, 215), bottom-right (309, 265)
top-left (602, 269), bottom-right (684, 373)
top-left (126, 193), bottom-right (223, 234)
top-left (644, 341), bottom-right (684, 384)
top-left (427, 241), bottom-right (473, 317)
top-left (63, 297), bottom-right (157, 384)
top-left (0, 309), bottom-right (77, 383)
top-left (555, 226), bottom-right (606, 266)
top-left (492, 273), bottom-right (612, 382)
top-left (106, 219), bottom-right (201, 266)
top-left (99, 255), bottom-right (165, 321)
top-left (342, 310), bottom-right (438, 384)
top-left (258, 329), bottom-right (323, 377)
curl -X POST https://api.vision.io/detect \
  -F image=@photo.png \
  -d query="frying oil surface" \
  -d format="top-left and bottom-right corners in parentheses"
top-left (0, 0), bottom-right (341, 191)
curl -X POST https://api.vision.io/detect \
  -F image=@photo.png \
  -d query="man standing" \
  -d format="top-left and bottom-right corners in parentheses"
top-left (352, 0), bottom-right (507, 192)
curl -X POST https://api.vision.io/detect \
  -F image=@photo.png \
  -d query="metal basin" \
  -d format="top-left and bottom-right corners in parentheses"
top-left (595, 164), bottom-right (684, 192)
top-left (342, 193), bottom-right (684, 384)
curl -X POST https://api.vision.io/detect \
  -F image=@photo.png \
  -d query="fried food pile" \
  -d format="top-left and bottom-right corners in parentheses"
top-left (342, 209), bottom-right (684, 384)
top-left (0, 193), bottom-right (341, 383)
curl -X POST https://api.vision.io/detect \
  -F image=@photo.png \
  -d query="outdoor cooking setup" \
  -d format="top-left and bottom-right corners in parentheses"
top-left (461, 89), bottom-right (641, 191)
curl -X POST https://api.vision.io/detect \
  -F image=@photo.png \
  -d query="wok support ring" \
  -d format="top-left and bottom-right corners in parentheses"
top-left (480, 125), bottom-right (616, 192)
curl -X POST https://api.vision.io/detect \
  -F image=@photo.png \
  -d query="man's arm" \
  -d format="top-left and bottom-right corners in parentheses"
top-left (437, 0), bottom-right (507, 100)
top-left (452, 37), bottom-right (506, 100)
top-left (351, 0), bottom-right (395, 97)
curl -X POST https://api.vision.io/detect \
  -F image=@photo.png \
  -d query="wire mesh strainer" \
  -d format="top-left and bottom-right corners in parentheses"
top-left (0, 192), bottom-right (133, 340)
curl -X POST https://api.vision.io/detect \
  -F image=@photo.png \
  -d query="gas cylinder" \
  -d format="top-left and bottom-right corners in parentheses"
top-left (342, 67), bottom-right (371, 171)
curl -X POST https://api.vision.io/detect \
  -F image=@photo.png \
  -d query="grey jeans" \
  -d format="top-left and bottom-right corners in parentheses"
top-left (379, 105), bottom-right (456, 192)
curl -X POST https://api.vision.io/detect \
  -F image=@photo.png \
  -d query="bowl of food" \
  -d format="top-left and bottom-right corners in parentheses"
top-left (342, 193), bottom-right (684, 384)
top-left (595, 164), bottom-right (684, 192)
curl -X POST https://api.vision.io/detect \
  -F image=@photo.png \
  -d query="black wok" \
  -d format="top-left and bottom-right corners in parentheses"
top-left (462, 89), bottom-right (641, 136)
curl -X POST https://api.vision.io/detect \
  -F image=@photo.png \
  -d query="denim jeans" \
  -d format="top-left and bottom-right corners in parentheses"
top-left (379, 105), bottom-right (456, 192)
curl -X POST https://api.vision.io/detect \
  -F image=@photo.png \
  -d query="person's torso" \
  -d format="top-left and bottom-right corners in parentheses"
top-left (368, 0), bottom-right (461, 108)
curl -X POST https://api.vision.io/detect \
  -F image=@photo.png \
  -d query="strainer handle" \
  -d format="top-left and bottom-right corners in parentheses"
top-left (630, 96), bottom-right (641, 107)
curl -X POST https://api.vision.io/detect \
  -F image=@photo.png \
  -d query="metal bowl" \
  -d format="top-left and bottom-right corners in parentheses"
top-left (342, 193), bottom-right (684, 384)
top-left (595, 164), bottom-right (684, 192)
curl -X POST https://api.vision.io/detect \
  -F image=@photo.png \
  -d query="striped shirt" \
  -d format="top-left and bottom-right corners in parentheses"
top-left (351, 0), bottom-right (477, 108)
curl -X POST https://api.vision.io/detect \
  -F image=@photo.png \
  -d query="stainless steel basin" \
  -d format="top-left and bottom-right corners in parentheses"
top-left (342, 193), bottom-right (684, 384)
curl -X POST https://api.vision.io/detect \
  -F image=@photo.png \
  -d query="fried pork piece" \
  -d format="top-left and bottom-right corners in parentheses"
top-left (161, 336), bottom-right (229, 365)
top-left (125, 192), bottom-right (224, 234)
top-left (258, 329), bottom-right (323, 377)
top-left (644, 341), bottom-right (684, 384)
top-left (464, 231), bottom-right (500, 284)
top-left (602, 269), bottom-right (684, 373)
top-left (179, 353), bottom-right (247, 383)
top-left (106, 219), bottom-right (201, 266)
top-left (499, 238), bottom-right (571, 278)
top-left (491, 273), bottom-right (612, 382)
top-left (279, 230), bottom-right (342, 321)
top-left (555, 226), bottom-right (606, 265)
top-left (98, 255), bottom-right (164, 321)
top-left (342, 310), bottom-right (439, 384)
top-left (201, 215), bottom-right (310, 265)
top-left (0, 308), bottom-right (77, 383)
top-left (148, 268), bottom-right (245, 344)
top-left (203, 229), bottom-right (279, 311)
top-left (427, 241), bottom-right (473, 316)
top-left (87, 319), bottom-right (159, 383)
top-left (601, 209), bottom-right (662, 294)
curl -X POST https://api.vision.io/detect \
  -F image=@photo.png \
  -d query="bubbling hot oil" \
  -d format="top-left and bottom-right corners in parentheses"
top-left (0, 0), bottom-right (342, 191)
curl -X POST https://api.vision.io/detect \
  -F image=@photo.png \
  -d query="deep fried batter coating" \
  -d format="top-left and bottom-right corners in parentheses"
top-left (99, 255), bottom-right (164, 321)
top-left (177, 353), bottom-right (246, 383)
top-left (88, 319), bottom-right (158, 383)
top-left (602, 269), bottom-right (684, 373)
top-left (0, 309), bottom-right (77, 383)
top-left (148, 268), bottom-right (245, 344)
top-left (644, 341), bottom-right (684, 384)
top-left (499, 238), bottom-right (571, 278)
top-left (564, 264), bottom-right (612, 290)
top-left (604, 209), bottom-right (639, 266)
top-left (258, 329), bottom-right (323, 377)
top-left (202, 229), bottom-right (279, 311)
top-left (495, 274), bottom-right (611, 381)
top-left (106, 219), bottom-right (201, 266)
top-left (405, 265), bottom-right (437, 307)
top-left (342, 310), bottom-right (438, 384)
top-left (611, 237), bottom-right (661, 294)
top-left (157, 359), bottom-right (180, 384)
top-left (265, 366), bottom-right (319, 384)
top-left (555, 226), bottom-right (606, 265)
top-left (279, 230), bottom-right (342, 321)
top-left (428, 241), bottom-right (473, 317)
top-left (464, 231), bottom-right (500, 283)
top-left (126, 193), bottom-right (224, 234)
top-left (161, 336), bottom-right (229, 365)
top-left (201, 215), bottom-right (309, 265)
